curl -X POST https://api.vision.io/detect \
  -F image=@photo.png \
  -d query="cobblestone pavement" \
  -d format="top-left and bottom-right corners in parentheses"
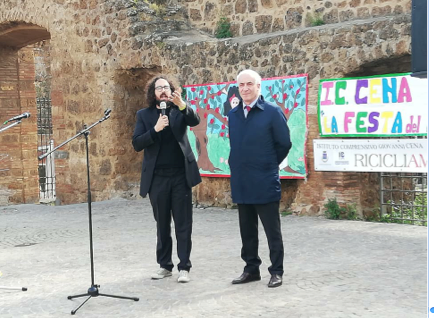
top-left (0, 198), bottom-right (427, 318)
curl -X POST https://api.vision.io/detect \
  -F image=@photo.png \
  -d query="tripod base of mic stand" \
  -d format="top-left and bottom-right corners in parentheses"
top-left (67, 285), bottom-right (139, 315)
top-left (0, 286), bottom-right (27, 291)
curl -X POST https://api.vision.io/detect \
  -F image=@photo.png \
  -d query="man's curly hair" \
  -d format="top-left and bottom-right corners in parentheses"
top-left (145, 75), bottom-right (178, 108)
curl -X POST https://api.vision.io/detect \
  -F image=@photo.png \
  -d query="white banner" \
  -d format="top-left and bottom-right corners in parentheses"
top-left (318, 74), bottom-right (428, 137)
top-left (313, 139), bottom-right (427, 173)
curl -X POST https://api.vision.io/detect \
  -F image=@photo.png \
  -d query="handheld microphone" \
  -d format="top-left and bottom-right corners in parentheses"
top-left (160, 102), bottom-right (167, 116)
top-left (3, 112), bottom-right (30, 124)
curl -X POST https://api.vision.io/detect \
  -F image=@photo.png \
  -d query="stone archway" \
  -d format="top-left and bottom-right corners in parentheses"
top-left (0, 21), bottom-right (50, 204)
top-left (0, 22), bottom-right (50, 48)
top-left (109, 67), bottom-right (162, 198)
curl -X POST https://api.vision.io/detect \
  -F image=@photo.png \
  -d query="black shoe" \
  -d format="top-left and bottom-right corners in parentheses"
top-left (268, 274), bottom-right (282, 288)
top-left (232, 272), bottom-right (261, 284)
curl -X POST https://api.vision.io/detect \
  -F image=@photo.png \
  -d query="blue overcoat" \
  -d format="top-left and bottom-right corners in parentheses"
top-left (228, 96), bottom-right (292, 204)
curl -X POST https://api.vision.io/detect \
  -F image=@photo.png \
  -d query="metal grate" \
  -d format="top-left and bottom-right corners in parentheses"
top-left (380, 172), bottom-right (427, 226)
top-left (36, 97), bottom-right (56, 202)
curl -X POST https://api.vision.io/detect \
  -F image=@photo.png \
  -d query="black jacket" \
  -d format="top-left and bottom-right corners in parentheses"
top-left (132, 105), bottom-right (202, 197)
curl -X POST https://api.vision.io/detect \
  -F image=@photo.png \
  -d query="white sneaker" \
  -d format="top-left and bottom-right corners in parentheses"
top-left (178, 270), bottom-right (190, 283)
top-left (151, 268), bottom-right (172, 280)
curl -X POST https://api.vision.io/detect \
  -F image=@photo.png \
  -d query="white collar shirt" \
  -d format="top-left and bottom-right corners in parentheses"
top-left (243, 97), bottom-right (259, 118)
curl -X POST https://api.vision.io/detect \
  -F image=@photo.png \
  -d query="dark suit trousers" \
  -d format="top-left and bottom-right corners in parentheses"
top-left (238, 201), bottom-right (284, 276)
top-left (149, 171), bottom-right (193, 272)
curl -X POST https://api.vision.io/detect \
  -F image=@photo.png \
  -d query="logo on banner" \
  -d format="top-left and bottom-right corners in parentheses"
top-left (336, 150), bottom-right (349, 166)
top-left (322, 151), bottom-right (328, 162)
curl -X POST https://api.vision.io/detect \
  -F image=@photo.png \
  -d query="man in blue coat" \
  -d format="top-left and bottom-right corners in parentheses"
top-left (228, 69), bottom-right (291, 288)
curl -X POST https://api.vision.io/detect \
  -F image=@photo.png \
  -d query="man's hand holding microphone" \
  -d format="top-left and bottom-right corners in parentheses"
top-left (154, 113), bottom-right (169, 132)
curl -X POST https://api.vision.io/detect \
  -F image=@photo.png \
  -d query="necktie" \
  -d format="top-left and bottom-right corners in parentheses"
top-left (244, 106), bottom-right (251, 118)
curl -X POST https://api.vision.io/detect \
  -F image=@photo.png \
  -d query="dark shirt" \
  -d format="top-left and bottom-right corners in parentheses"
top-left (154, 107), bottom-right (185, 175)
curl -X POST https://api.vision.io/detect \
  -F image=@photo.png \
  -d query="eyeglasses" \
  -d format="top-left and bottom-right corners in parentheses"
top-left (155, 85), bottom-right (171, 92)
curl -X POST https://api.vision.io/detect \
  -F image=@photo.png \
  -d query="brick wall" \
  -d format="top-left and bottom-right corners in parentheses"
top-left (0, 47), bottom-right (39, 204)
top-left (0, 47), bottom-right (19, 204)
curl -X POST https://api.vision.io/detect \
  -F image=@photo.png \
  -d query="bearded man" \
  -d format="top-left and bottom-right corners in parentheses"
top-left (132, 75), bottom-right (201, 283)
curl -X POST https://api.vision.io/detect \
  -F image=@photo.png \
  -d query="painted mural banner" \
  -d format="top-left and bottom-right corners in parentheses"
top-left (318, 73), bottom-right (428, 137)
top-left (313, 139), bottom-right (427, 173)
top-left (184, 74), bottom-right (308, 179)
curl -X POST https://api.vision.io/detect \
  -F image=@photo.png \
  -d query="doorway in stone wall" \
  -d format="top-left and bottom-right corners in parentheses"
top-left (36, 96), bottom-right (55, 202)
top-left (111, 67), bottom-right (161, 198)
top-left (34, 41), bottom-right (55, 203)
top-left (0, 22), bottom-right (51, 204)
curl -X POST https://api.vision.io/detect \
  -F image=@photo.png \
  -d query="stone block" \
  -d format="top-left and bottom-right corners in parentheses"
top-left (349, 0), bottom-right (361, 7)
top-left (261, 0), bottom-right (273, 9)
top-left (248, 0), bottom-right (258, 12)
top-left (99, 159), bottom-right (112, 175)
top-left (272, 18), bottom-right (284, 32)
top-left (393, 5), bottom-right (403, 14)
top-left (111, 32), bottom-right (117, 43)
top-left (356, 7), bottom-right (370, 18)
top-left (242, 21), bottom-right (254, 35)
top-left (372, 5), bottom-right (392, 17)
top-left (235, 0), bottom-right (247, 14)
top-left (255, 15), bottom-right (272, 33)
top-left (189, 8), bottom-right (202, 21)
top-left (67, 100), bottom-right (81, 114)
top-left (229, 22), bottom-right (240, 37)
top-left (204, 2), bottom-right (217, 20)
top-left (285, 7), bottom-right (303, 29)
top-left (339, 9), bottom-right (355, 21)
top-left (85, 39), bottom-right (94, 53)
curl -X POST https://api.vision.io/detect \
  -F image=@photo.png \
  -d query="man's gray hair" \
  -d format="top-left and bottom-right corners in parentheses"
top-left (237, 69), bottom-right (262, 84)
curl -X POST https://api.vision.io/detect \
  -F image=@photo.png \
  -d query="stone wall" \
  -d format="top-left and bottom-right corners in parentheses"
top-left (0, 0), bottom-right (412, 216)
top-left (183, 0), bottom-right (411, 37)
top-left (0, 1), bottom-right (151, 204)
top-left (161, 14), bottom-right (411, 215)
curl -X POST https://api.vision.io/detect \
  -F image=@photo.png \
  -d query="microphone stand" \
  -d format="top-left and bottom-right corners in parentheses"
top-left (0, 120), bottom-right (23, 133)
top-left (38, 109), bottom-right (139, 315)
top-left (0, 118), bottom-right (28, 292)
